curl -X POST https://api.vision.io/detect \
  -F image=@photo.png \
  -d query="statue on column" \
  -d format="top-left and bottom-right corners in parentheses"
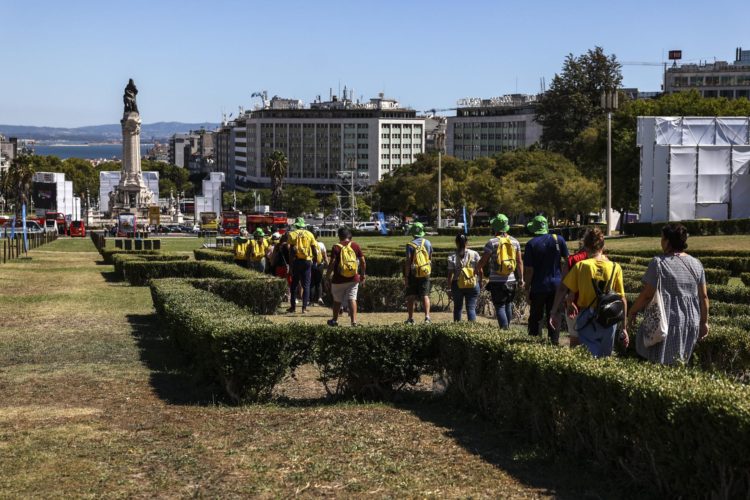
top-left (124, 79), bottom-right (139, 113)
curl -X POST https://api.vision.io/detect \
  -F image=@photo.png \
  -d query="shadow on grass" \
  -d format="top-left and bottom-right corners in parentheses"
top-left (100, 271), bottom-right (121, 283)
top-left (394, 395), bottom-right (651, 500)
top-left (126, 313), bottom-right (226, 406)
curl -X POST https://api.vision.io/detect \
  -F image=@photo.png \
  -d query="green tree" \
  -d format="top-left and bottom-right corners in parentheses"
top-left (282, 185), bottom-right (319, 217)
top-left (356, 197), bottom-right (371, 220)
top-left (536, 47), bottom-right (622, 157)
top-left (0, 155), bottom-right (35, 216)
top-left (320, 193), bottom-right (339, 217)
top-left (266, 151), bottom-right (288, 211)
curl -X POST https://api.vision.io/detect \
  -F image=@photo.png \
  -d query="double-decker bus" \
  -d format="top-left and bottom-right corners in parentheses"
top-left (220, 211), bottom-right (241, 236)
top-left (246, 211), bottom-right (288, 235)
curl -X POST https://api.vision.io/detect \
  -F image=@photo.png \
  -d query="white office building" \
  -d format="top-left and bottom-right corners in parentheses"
top-left (99, 171), bottom-right (159, 215)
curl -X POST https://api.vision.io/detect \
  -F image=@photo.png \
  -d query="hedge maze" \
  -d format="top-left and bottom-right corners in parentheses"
top-left (96, 233), bottom-right (750, 497)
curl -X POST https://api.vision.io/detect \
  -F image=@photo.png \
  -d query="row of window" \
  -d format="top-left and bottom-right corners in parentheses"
top-left (453, 134), bottom-right (522, 140)
top-left (671, 74), bottom-right (750, 87)
top-left (381, 123), bottom-right (422, 130)
top-left (381, 143), bottom-right (421, 149)
top-left (453, 122), bottom-right (524, 129)
top-left (453, 144), bottom-right (519, 152)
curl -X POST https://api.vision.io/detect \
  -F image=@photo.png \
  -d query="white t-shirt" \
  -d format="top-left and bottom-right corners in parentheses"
top-left (447, 249), bottom-right (480, 282)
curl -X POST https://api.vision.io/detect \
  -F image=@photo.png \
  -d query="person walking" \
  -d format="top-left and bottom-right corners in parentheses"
top-left (627, 223), bottom-right (709, 365)
top-left (523, 215), bottom-right (569, 344)
top-left (446, 233), bottom-right (482, 322)
top-left (310, 228), bottom-right (328, 306)
top-left (404, 222), bottom-right (433, 324)
top-left (475, 214), bottom-right (523, 329)
top-left (550, 228), bottom-right (626, 357)
top-left (265, 232), bottom-right (280, 275)
top-left (326, 226), bottom-right (366, 327)
top-left (233, 229), bottom-right (250, 268)
top-left (287, 217), bottom-right (319, 313)
top-left (247, 228), bottom-right (268, 273)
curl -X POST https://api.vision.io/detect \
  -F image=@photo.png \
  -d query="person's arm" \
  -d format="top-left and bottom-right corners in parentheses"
top-left (403, 245), bottom-right (411, 286)
top-left (626, 283), bottom-right (656, 323)
top-left (475, 253), bottom-right (484, 282)
top-left (515, 245), bottom-right (524, 288)
top-left (525, 267), bottom-right (534, 295)
top-left (359, 249), bottom-right (367, 285)
top-left (475, 252), bottom-right (489, 276)
top-left (326, 245), bottom-right (337, 281)
top-left (698, 282), bottom-right (709, 340)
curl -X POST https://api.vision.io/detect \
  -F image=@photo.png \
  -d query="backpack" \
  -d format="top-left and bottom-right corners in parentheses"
top-left (495, 237), bottom-right (517, 276)
top-left (409, 239), bottom-right (432, 278)
top-left (587, 263), bottom-right (624, 328)
top-left (457, 252), bottom-right (476, 289)
top-left (293, 230), bottom-right (316, 260)
top-left (336, 242), bottom-right (358, 278)
top-left (250, 239), bottom-right (266, 261)
top-left (234, 238), bottom-right (249, 260)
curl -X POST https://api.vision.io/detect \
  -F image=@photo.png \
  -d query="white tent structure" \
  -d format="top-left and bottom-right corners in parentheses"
top-left (637, 117), bottom-right (750, 222)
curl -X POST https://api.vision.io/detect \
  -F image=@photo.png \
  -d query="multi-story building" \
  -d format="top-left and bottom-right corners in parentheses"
top-left (424, 116), bottom-right (447, 154)
top-left (168, 130), bottom-right (214, 169)
top-left (446, 94), bottom-right (542, 160)
top-left (665, 47), bottom-right (750, 100)
top-left (0, 134), bottom-right (18, 173)
top-left (229, 92), bottom-right (425, 193)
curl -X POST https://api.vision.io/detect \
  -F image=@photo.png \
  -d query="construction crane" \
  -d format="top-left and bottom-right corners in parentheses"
top-left (422, 107), bottom-right (457, 115)
top-left (251, 90), bottom-right (268, 108)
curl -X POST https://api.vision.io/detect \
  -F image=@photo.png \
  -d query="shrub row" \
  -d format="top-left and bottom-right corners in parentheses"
top-left (623, 277), bottom-right (750, 304)
top-left (624, 218), bottom-right (750, 236)
top-left (123, 260), bottom-right (259, 286)
top-left (322, 276), bottom-right (450, 312)
top-left (741, 273), bottom-right (750, 287)
top-left (111, 252), bottom-right (189, 276)
top-left (100, 248), bottom-right (162, 264)
top-left (188, 278), bottom-right (287, 315)
top-left (148, 281), bottom-right (750, 497)
top-left (610, 253), bottom-right (750, 277)
top-left (193, 248), bottom-right (236, 263)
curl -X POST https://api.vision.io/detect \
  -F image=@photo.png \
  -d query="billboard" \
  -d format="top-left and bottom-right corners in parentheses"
top-left (32, 182), bottom-right (57, 209)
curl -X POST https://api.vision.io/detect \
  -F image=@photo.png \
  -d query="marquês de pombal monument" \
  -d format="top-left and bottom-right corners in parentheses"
top-left (109, 78), bottom-right (154, 218)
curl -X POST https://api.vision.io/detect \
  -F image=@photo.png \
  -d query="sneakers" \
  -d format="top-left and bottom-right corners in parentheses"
top-left (405, 318), bottom-right (415, 325)
top-left (424, 317), bottom-right (431, 324)
top-left (318, 299), bottom-right (325, 306)
top-left (351, 322), bottom-right (360, 327)
top-left (327, 319), bottom-right (338, 327)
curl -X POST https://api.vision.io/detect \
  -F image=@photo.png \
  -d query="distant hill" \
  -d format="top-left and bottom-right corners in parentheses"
top-left (0, 122), bottom-right (219, 142)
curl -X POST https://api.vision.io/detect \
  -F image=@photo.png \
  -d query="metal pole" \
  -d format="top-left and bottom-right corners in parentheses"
top-left (351, 171), bottom-right (355, 228)
top-left (607, 110), bottom-right (613, 236)
top-left (437, 152), bottom-right (442, 229)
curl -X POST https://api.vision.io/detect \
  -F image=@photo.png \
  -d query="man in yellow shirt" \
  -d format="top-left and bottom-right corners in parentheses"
top-left (247, 228), bottom-right (269, 273)
top-left (287, 217), bottom-right (319, 313)
top-left (550, 229), bottom-right (627, 357)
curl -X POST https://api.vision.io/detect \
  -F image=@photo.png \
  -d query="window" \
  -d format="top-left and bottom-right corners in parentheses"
top-left (357, 123), bottom-right (368, 128)
top-left (381, 133), bottom-right (390, 139)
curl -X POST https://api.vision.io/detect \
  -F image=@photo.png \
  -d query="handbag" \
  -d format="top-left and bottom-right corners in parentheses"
top-left (639, 260), bottom-right (668, 347)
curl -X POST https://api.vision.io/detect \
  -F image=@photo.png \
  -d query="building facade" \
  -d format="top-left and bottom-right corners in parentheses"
top-left (168, 130), bottom-right (214, 169)
top-left (665, 47), bottom-right (750, 100)
top-left (446, 94), bottom-right (542, 160)
top-left (223, 93), bottom-right (425, 193)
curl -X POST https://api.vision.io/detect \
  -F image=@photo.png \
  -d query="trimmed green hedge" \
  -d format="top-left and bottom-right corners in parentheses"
top-left (100, 249), bottom-right (162, 264)
top-left (623, 277), bottom-right (750, 303)
top-left (150, 279), bottom-right (313, 402)
top-left (193, 248), bottom-right (237, 263)
top-left (188, 278), bottom-right (287, 315)
top-left (610, 253), bottom-right (749, 277)
top-left (741, 273), bottom-right (750, 287)
top-left (323, 276), bottom-right (450, 312)
top-left (111, 252), bottom-right (189, 276)
top-left (123, 260), bottom-right (259, 286)
top-left (625, 218), bottom-right (750, 236)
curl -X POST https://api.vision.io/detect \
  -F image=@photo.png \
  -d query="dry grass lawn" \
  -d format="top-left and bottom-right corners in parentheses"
top-left (0, 237), bottom-right (633, 498)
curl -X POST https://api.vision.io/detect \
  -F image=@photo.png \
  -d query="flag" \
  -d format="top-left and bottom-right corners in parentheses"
top-left (22, 203), bottom-right (29, 252)
top-left (462, 206), bottom-right (468, 235)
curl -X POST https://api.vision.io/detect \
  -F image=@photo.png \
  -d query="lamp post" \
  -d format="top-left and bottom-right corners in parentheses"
top-left (601, 90), bottom-right (619, 236)
top-left (437, 151), bottom-right (442, 229)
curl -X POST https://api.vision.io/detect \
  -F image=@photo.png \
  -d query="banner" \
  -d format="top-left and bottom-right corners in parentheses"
top-left (377, 211), bottom-right (387, 235)
top-left (462, 206), bottom-right (468, 234)
top-left (22, 203), bottom-right (28, 253)
top-left (149, 206), bottom-right (161, 226)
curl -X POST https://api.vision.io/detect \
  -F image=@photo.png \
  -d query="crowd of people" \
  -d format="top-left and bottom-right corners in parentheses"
top-left (232, 216), bottom-right (710, 366)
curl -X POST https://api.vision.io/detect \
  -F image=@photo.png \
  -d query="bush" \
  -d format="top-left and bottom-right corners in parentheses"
top-left (691, 325), bottom-right (750, 379)
top-left (623, 277), bottom-right (749, 303)
top-left (100, 249), bottom-right (162, 264)
top-left (193, 248), bottom-right (237, 263)
top-left (437, 328), bottom-right (750, 497)
top-left (322, 276), bottom-right (450, 312)
top-left (188, 278), bottom-right (287, 315)
top-left (742, 273), bottom-right (750, 287)
top-left (149, 278), bottom-right (313, 402)
top-left (364, 254), bottom-right (403, 277)
top-left (111, 252), bottom-right (189, 277)
top-left (123, 260), bottom-right (260, 286)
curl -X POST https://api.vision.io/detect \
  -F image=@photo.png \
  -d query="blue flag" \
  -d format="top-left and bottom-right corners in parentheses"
top-left (462, 206), bottom-right (468, 235)
top-left (377, 211), bottom-right (387, 235)
top-left (22, 203), bottom-right (28, 252)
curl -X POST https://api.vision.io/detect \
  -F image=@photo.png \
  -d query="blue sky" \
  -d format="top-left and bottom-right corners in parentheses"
top-left (2, 0), bottom-right (748, 127)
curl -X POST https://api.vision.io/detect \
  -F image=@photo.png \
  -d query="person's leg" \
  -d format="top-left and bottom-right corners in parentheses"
top-left (504, 283), bottom-right (516, 328)
top-left (331, 301), bottom-right (341, 321)
top-left (422, 279), bottom-right (431, 320)
top-left (465, 285), bottom-right (479, 322)
top-left (301, 261), bottom-right (312, 310)
top-left (566, 314), bottom-right (580, 347)
top-left (544, 292), bottom-right (559, 344)
top-left (289, 264), bottom-right (300, 311)
top-left (406, 296), bottom-right (415, 321)
top-left (452, 282), bottom-right (462, 322)
top-left (527, 293), bottom-right (544, 336)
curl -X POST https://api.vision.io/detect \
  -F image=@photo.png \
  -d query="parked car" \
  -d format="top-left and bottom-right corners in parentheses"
top-left (1, 220), bottom-right (45, 236)
top-left (68, 220), bottom-right (86, 237)
top-left (356, 221), bottom-right (380, 232)
top-left (44, 219), bottom-right (59, 234)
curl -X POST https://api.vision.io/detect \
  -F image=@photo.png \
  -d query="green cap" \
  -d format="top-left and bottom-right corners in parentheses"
top-left (409, 222), bottom-right (425, 238)
top-left (490, 213), bottom-right (510, 234)
top-left (526, 215), bottom-right (548, 236)
top-left (253, 228), bottom-right (265, 237)
top-left (293, 217), bottom-right (306, 228)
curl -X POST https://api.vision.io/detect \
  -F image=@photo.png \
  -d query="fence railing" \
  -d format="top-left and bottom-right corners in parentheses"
top-left (1, 231), bottom-right (58, 264)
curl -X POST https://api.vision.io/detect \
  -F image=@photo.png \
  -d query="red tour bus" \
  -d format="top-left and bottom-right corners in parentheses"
top-left (220, 211), bottom-right (241, 236)
top-left (246, 211), bottom-right (288, 235)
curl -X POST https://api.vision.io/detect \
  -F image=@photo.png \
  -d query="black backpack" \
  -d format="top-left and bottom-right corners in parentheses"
top-left (586, 263), bottom-right (624, 328)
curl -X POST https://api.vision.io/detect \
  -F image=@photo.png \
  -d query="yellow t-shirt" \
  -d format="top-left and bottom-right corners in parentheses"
top-left (248, 238), bottom-right (269, 261)
top-left (288, 229), bottom-right (317, 261)
top-left (562, 258), bottom-right (624, 308)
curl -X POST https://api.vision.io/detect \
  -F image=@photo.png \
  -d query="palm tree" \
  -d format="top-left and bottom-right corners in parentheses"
top-left (0, 155), bottom-right (35, 217)
top-left (266, 150), bottom-right (288, 211)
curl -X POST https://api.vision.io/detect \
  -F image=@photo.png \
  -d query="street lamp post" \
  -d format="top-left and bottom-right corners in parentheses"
top-left (601, 90), bottom-right (619, 236)
top-left (437, 152), bottom-right (442, 229)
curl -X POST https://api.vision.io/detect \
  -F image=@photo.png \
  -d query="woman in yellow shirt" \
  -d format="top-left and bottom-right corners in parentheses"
top-left (550, 229), bottom-right (628, 357)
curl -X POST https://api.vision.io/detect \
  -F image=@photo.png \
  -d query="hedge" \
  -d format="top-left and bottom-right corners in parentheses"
top-left (610, 253), bottom-right (750, 277)
top-left (111, 252), bottom-right (189, 277)
top-left (150, 278), bottom-right (313, 402)
top-left (100, 249), bottom-right (162, 264)
top-left (188, 278), bottom-right (287, 315)
top-left (123, 260), bottom-right (260, 286)
top-left (623, 277), bottom-right (750, 303)
top-left (322, 276), bottom-right (450, 312)
top-left (437, 329), bottom-right (750, 497)
top-left (193, 248), bottom-right (236, 263)
top-left (624, 218), bottom-right (750, 236)
top-left (621, 266), bottom-right (730, 286)
top-left (743, 273), bottom-right (750, 287)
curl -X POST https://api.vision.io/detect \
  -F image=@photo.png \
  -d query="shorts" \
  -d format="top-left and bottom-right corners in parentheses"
top-left (406, 275), bottom-right (431, 297)
top-left (331, 281), bottom-right (359, 303)
top-left (486, 281), bottom-right (516, 305)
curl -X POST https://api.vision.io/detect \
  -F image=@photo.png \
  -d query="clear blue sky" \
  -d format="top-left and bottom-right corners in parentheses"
top-left (2, 0), bottom-right (748, 127)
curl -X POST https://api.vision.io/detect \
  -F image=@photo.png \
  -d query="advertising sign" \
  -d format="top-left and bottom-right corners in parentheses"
top-left (32, 182), bottom-right (57, 209)
top-left (149, 206), bottom-right (160, 226)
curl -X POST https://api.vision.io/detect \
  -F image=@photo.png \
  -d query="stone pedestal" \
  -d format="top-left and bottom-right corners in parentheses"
top-left (109, 111), bottom-right (154, 218)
